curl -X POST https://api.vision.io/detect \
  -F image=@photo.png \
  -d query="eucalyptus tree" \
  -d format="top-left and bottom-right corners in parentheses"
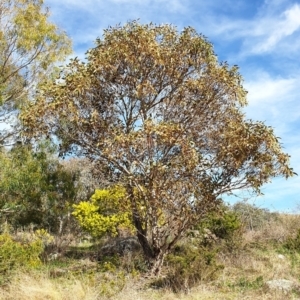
top-left (0, 0), bottom-right (71, 145)
top-left (21, 22), bottom-right (294, 274)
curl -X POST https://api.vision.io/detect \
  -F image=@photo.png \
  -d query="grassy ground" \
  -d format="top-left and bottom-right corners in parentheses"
top-left (0, 251), bottom-right (299, 299)
top-left (1, 213), bottom-right (300, 299)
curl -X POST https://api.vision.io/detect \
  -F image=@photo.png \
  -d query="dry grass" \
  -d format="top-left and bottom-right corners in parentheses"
top-left (1, 212), bottom-right (300, 300)
top-left (1, 271), bottom-right (299, 300)
top-left (0, 271), bottom-right (100, 300)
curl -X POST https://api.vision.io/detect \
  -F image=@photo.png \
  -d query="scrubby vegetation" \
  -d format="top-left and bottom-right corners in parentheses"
top-left (1, 200), bottom-right (300, 299)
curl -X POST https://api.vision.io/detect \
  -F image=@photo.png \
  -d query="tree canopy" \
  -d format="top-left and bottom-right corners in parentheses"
top-left (21, 21), bottom-right (294, 274)
top-left (0, 0), bottom-right (71, 145)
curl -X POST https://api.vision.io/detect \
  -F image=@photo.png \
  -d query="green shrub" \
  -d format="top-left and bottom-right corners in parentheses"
top-left (98, 271), bottom-right (126, 297)
top-left (0, 233), bottom-right (44, 284)
top-left (152, 243), bottom-right (224, 292)
top-left (193, 205), bottom-right (243, 251)
top-left (151, 206), bottom-right (244, 292)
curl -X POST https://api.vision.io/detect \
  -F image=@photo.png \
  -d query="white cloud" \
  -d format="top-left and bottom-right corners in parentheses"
top-left (244, 71), bottom-right (300, 137)
top-left (206, 3), bottom-right (300, 56)
top-left (250, 4), bottom-right (300, 54)
top-left (245, 72), bottom-right (297, 106)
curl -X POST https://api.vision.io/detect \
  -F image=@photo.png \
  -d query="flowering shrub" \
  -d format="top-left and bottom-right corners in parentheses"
top-left (72, 186), bottom-right (134, 238)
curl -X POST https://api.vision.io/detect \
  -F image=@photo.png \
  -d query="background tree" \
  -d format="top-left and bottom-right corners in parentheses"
top-left (21, 22), bottom-right (294, 274)
top-left (61, 157), bottom-right (112, 201)
top-left (0, 0), bottom-right (71, 145)
top-left (232, 201), bottom-right (279, 231)
top-left (0, 142), bottom-right (79, 234)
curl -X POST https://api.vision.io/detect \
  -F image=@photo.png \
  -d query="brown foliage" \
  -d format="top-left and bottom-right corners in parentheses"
top-left (21, 22), bottom-right (294, 274)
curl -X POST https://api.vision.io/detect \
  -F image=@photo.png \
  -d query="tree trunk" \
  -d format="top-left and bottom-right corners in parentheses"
top-left (127, 185), bottom-right (166, 275)
top-left (127, 185), bottom-right (155, 265)
top-left (150, 250), bottom-right (166, 276)
top-left (134, 216), bottom-right (154, 259)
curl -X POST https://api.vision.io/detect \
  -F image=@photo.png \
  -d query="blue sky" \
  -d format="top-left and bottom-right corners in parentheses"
top-left (45, 0), bottom-right (300, 212)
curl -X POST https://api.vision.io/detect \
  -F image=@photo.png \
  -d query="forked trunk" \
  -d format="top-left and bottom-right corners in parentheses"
top-left (134, 217), bottom-right (167, 275)
top-left (128, 186), bottom-right (168, 275)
